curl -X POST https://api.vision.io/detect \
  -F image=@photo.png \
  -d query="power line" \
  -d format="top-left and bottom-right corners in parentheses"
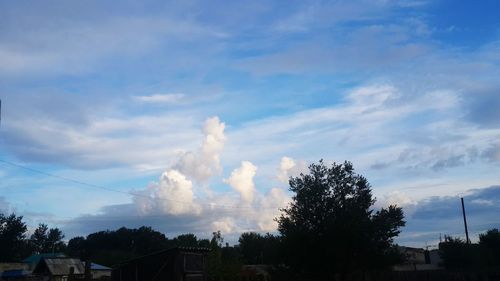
top-left (0, 159), bottom-right (133, 196)
top-left (0, 158), bottom-right (287, 210)
top-left (17, 210), bottom-right (267, 223)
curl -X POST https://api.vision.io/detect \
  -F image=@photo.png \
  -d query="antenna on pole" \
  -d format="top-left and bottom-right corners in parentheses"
top-left (461, 197), bottom-right (470, 244)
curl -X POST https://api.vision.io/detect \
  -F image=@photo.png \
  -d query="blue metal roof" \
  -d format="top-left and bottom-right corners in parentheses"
top-left (1, 269), bottom-right (29, 277)
top-left (23, 253), bottom-right (66, 265)
top-left (91, 263), bottom-right (111, 271)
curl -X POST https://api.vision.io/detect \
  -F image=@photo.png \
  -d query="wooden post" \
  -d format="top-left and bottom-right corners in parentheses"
top-left (461, 197), bottom-right (470, 244)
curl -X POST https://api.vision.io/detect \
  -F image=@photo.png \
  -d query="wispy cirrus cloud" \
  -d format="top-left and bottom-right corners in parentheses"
top-left (134, 94), bottom-right (186, 104)
top-left (0, 197), bottom-right (10, 214)
top-left (0, 6), bottom-right (227, 76)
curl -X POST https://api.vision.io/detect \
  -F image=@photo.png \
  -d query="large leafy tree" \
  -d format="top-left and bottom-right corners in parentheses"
top-left (0, 213), bottom-right (28, 261)
top-left (277, 160), bottom-right (405, 275)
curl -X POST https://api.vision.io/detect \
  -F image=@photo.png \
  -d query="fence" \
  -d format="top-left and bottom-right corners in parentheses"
top-left (268, 270), bottom-right (500, 281)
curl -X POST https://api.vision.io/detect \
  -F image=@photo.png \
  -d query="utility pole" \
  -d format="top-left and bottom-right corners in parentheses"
top-left (461, 197), bottom-right (470, 244)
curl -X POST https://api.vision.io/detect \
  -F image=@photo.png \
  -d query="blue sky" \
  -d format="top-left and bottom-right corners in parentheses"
top-left (0, 0), bottom-right (499, 247)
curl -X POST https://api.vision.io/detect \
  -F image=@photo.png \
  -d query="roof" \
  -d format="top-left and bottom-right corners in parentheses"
top-left (38, 258), bottom-right (85, 276)
top-left (0, 263), bottom-right (28, 272)
top-left (398, 246), bottom-right (425, 252)
top-left (1, 269), bottom-right (30, 278)
top-left (23, 253), bottom-right (66, 265)
top-left (91, 263), bottom-right (111, 271)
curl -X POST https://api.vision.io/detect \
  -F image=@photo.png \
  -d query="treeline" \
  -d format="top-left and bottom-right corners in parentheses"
top-left (67, 227), bottom-right (222, 265)
top-left (67, 228), bottom-right (279, 267)
top-left (440, 229), bottom-right (500, 270)
top-left (68, 227), bottom-right (282, 280)
top-left (0, 213), bottom-right (65, 261)
top-left (0, 211), bottom-right (278, 265)
top-left (0, 212), bottom-right (276, 280)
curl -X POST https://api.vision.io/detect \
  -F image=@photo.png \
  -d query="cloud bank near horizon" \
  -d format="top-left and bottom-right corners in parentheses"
top-left (60, 117), bottom-right (291, 240)
top-left (56, 112), bottom-right (499, 245)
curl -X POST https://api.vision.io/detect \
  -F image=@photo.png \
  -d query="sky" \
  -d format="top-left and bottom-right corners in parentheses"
top-left (0, 0), bottom-right (499, 247)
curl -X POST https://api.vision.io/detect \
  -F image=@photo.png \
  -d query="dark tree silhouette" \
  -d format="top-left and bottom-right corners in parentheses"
top-left (30, 223), bottom-right (48, 253)
top-left (67, 236), bottom-right (86, 257)
top-left (65, 227), bottom-right (216, 266)
top-left (30, 223), bottom-right (66, 253)
top-left (77, 226), bottom-right (171, 265)
top-left (238, 232), bottom-right (281, 265)
top-left (172, 233), bottom-right (199, 247)
top-left (0, 213), bottom-right (28, 261)
top-left (47, 227), bottom-right (65, 252)
top-left (479, 228), bottom-right (500, 267)
top-left (207, 231), bottom-right (242, 281)
top-left (439, 235), bottom-right (484, 270)
top-left (277, 160), bottom-right (405, 275)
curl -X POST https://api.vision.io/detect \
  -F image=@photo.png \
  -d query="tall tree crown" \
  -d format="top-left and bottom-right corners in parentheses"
top-left (277, 160), bottom-right (405, 274)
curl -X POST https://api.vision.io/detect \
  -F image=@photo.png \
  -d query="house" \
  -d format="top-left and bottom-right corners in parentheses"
top-left (91, 263), bottom-right (112, 280)
top-left (393, 246), bottom-right (442, 271)
top-left (112, 247), bottom-right (210, 281)
top-left (23, 253), bottom-right (67, 271)
top-left (427, 249), bottom-right (442, 266)
top-left (32, 257), bottom-right (85, 281)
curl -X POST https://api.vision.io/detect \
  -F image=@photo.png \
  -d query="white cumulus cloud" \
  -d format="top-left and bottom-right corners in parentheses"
top-left (134, 169), bottom-right (201, 215)
top-left (224, 161), bottom-right (258, 204)
top-left (175, 117), bottom-right (226, 182)
top-left (133, 116), bottom-right (225, 216)
top-left (256, 187), bottom-right (291, 231)
top-left (211, 217), bottom-right (236, 234)
top-left (377, 190), bottom-right (418, 216)
top-left (277, 156), bottom-right (308, 183)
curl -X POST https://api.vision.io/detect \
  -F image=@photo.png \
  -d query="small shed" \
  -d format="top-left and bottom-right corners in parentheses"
top-left (23, 253), bottom-right (66, 270)
top-left (112, 247), bottom-right (210, 281)
top-left (91, 263), bottom-right (112, 280)
top-left (32, 257), bottom-right (85, 280)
